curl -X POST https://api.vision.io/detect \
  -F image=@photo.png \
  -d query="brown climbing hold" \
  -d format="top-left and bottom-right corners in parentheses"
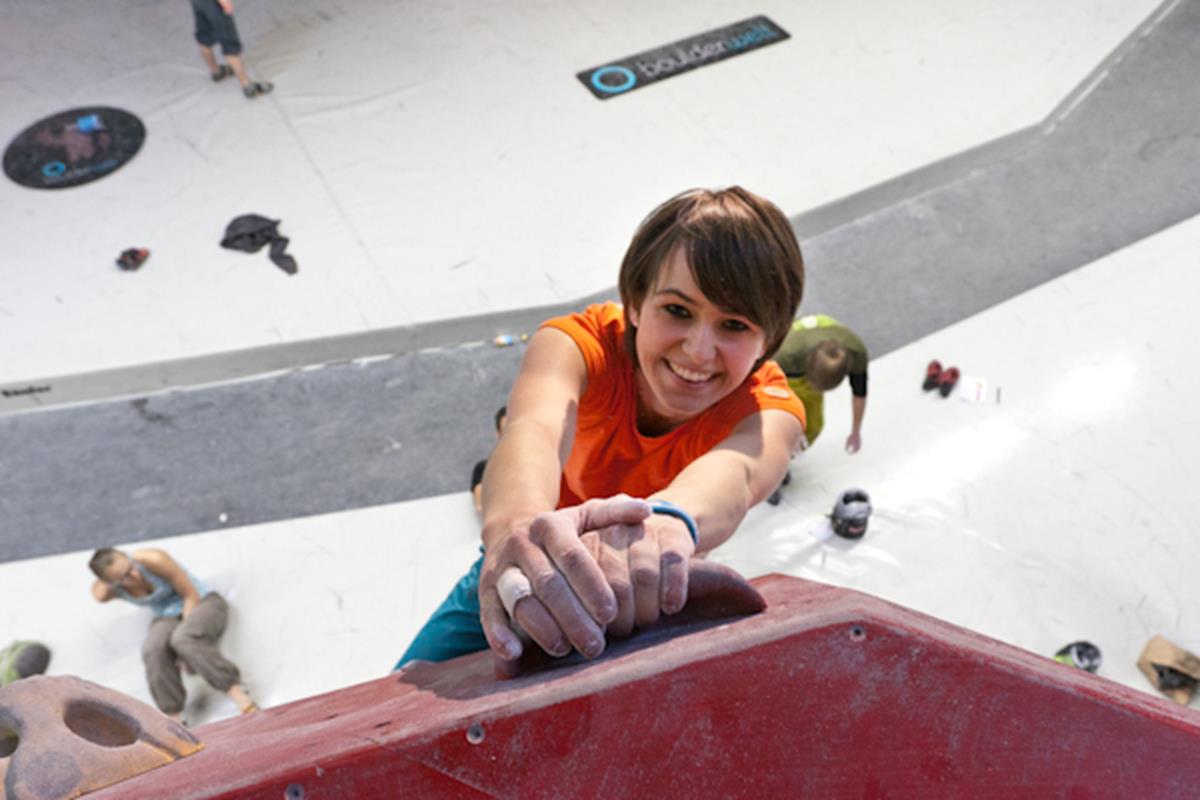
top-left (0, 674), bottom-right (202, 800)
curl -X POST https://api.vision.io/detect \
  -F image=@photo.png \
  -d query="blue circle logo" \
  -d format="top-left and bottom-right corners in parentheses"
top-left (42, 161), bottom-right (66, 178)
top-left (591, 66), bottom-right (637, 95)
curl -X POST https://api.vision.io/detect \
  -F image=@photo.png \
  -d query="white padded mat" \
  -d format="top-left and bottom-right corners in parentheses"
top-left (0, 0), bottom-right (1157, 388)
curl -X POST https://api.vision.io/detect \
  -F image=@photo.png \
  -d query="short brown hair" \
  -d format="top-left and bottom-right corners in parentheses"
top-left (88, 547), bottom-right (121, 578)
top-left (806, 340), bottom-right (850, 391)
top-left (617, 187), bottom-right (804, 367)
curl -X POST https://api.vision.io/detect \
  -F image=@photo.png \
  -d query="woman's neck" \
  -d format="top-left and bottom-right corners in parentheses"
top-left (634, 369), bottom-right (684, 437)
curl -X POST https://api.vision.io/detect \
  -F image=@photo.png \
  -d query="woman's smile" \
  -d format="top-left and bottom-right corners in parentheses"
top-left (665, 359), bottom-right (716, 384)
top-left (631, 246), bottom-right (766, 432)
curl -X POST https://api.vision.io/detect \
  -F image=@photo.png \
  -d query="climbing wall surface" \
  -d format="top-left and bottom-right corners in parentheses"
top-left (96, 575), bottom-right (1200, 799)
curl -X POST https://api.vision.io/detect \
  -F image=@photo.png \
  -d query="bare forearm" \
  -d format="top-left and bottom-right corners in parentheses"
top-left (480, 327), bottom-right (583, 549)
top-left (177, 586), bottom-right (202, 617)
top-left (652, 448), bottom-right (782, 553)
top-left (480, 418), bottom-right (564, 548)
top-left (850, 395), bottom-right (866, 434)
top-left (652, 411), bottom-right (800, 553)
top-left (651, 469), bottom-right (751, 552)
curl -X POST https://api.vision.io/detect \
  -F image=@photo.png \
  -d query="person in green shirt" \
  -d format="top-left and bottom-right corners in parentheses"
top-left (0, 640), bottom-right (51, 686)
top-left (767, 314), bottom-right (869, 505)
top-left (773, 314), bottom-right (869, 453)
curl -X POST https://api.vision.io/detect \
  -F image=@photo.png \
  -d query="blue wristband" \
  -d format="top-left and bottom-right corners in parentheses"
top-left (649, 500), bottom-right (699, 546)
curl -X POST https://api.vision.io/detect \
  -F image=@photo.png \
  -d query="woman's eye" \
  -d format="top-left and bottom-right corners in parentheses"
top-left (664, 304), bottom-right (691, 318)
top-left (723, 319), bottom-right (750, 332)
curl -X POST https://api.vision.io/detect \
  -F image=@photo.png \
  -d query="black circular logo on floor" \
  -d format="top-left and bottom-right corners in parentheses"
top-left (3, 107), bottom-right (145, 189)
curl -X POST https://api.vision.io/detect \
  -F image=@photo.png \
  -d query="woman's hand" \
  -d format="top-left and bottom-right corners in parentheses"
top-left (91, 580), bottom-right (115, 603)
top-left (586, 511), bottom-right (696, 638)
top-left (478, 495), bottom-right (653, 662)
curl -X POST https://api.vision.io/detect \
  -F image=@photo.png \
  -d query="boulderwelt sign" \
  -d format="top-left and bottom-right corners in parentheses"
top-left (577, 16), bottom-right (789, 99)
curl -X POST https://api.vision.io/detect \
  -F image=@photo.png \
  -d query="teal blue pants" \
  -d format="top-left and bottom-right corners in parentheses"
top-left (394, 553), bottom-right (488, 669)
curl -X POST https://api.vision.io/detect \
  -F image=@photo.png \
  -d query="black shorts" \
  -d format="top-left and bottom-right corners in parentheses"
top-left (191, 0), bottom-right (243, 55)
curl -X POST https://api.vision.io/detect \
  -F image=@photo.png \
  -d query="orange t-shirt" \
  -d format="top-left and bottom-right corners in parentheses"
top-left (541, 303), bottom-right (806, 507)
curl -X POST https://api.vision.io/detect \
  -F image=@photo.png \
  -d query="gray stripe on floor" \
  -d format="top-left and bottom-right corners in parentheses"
top-left (3, 0), bottom-right (1198, 562)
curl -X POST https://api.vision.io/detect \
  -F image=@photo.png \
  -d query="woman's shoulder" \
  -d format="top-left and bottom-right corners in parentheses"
top-left (131, 547), bottom-right (170, 567)
top-left (542, 302), bottom-right (624, 335)
top-left (541, 302), bottom-right (628, 378)
top-left (707, 361), bottom-right (805, 426)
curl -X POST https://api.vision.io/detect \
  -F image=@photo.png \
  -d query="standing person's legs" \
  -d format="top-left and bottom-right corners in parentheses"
top-left (210, 10), bottom-right (248, 88)
top-left (169, 593), bottom-right (255, 711)
top-left (204, 4), bottom-right (272, 97)
top-left (142, 616), bottom-right (186, 717)
top-left (224, 54), bottom-right (250, 86)
top-left (198, 45), bottom-right (222, 75)
top-left (192, 1), bottom-right (224, 78)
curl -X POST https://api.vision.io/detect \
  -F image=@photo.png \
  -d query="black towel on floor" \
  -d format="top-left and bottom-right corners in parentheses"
top-left (220, 214), bottom-right (298, 275)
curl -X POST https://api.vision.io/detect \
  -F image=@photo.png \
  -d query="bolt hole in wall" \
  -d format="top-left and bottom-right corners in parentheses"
top-left (63, 701), bottom-right (138, 747)
top-left (466, 723), bottom-right (486, 745)
top-left (849, 625), bottom-right (867, 642)
top-left (285, 783), bottom-right (306, 800)
top-left (0, 727), bottom-right (17, 757)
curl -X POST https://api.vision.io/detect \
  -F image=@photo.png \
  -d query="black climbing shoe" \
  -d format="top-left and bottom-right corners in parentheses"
top-left (243, 81), bottom-right (274, 99)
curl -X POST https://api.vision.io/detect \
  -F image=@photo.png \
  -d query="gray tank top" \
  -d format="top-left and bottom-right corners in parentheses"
top-left (116, 560), bottom-right (211, 618)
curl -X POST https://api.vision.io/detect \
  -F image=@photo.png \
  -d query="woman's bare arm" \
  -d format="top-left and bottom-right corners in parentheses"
top-left (660, 408), bottom-right (804, 550)
top-left (476, 327), bottom-right (619, 662)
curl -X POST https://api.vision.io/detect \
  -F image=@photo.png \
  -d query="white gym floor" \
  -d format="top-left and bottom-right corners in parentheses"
top-left (3, 0), bottom-right (1197, 726)
top-left (0, 0), bottom-right (1154, 388)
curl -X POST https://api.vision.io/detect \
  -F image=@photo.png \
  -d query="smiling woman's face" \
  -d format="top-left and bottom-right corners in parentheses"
top-left (629, 246), bottom-right (767, 434)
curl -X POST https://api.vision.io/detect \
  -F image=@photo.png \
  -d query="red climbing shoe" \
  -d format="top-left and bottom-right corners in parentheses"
top-left (938, 366), bottom-right (960, 397)
top-left (923, 360), bottom-right (943, 391)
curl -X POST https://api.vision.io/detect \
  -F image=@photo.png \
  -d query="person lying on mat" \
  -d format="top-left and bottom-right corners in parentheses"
top-left (89, 547), bottom-right (257, 721)
top-left (396, 186), bottom-right (807, 669)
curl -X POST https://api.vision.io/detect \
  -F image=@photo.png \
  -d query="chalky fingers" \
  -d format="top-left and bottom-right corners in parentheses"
top-left (628, 533), bottom-right (662, 630)
top-left (496, 566), bottom-right (569, 657)
top-left (529, 514), bottom-right (613, 658)
top-left (597, 523), bottom-right (637, 638)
